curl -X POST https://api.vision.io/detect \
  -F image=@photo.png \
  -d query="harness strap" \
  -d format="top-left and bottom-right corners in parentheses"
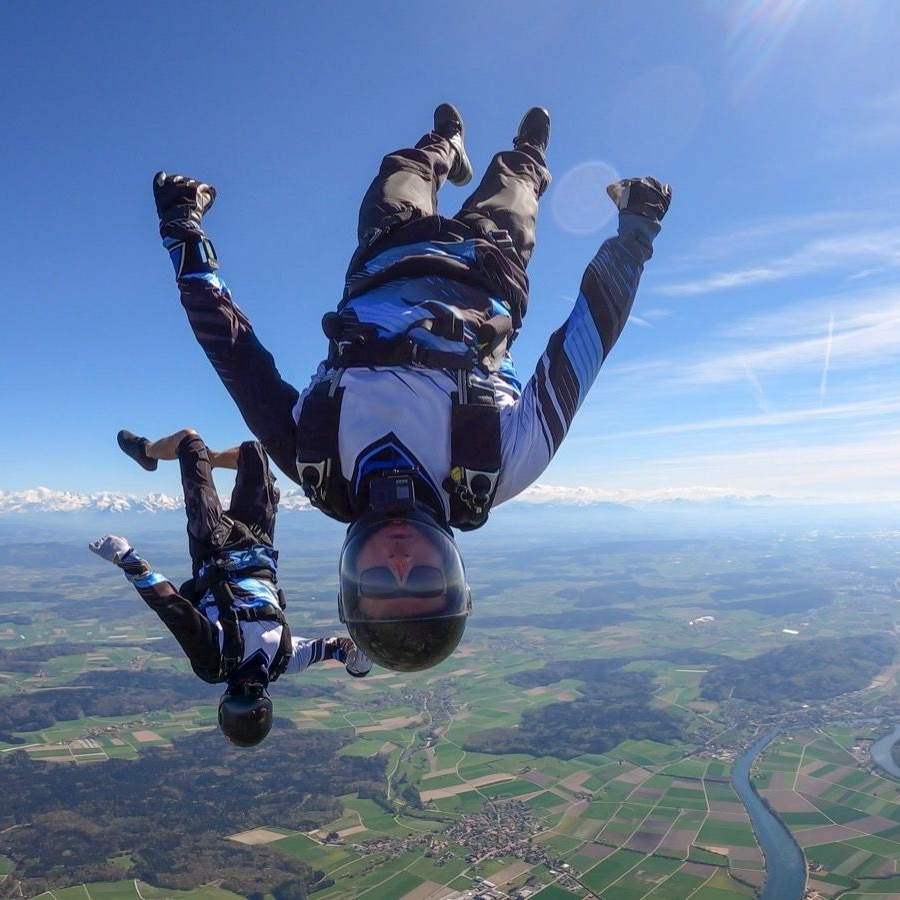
top-left (210, 577), bottom-right (243, 680)
top-left (296, 376), bottom-right (353, 522)
top-left (331, 335), bottom-right (477, 371)
top-left (197, 563), bottom-right (288, 681)
top-left (443, 370), bottom-right (501, 530)
top-left (269, 617), bottom-right (294, 682)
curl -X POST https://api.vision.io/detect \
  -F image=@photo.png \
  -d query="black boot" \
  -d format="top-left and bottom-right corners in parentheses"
top-left (433, 103), bottom-right (473, 187)
top-left (513, 107), bottom-right (551, 156)
top-left (117, 430), bottom-right (158, 472)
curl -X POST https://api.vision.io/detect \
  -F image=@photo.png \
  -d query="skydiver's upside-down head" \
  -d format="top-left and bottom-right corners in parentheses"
top-left (218, 680), bottom-right (273, 747)
top-left (337, 506), bottom-right (471, 672)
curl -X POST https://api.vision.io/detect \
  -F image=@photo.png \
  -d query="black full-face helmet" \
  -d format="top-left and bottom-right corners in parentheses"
top-left (338, 490), bottom-right (471, 673)
top-left (218, 681), bottom-right (273, 747)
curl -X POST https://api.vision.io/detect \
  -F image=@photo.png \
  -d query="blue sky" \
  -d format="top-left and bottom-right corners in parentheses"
top-left (2, 0), bottom-right (899, 503)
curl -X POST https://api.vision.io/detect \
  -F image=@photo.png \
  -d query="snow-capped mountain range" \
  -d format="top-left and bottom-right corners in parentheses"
top-left (0, 483), bottom-right (772, 516)
top-left (0, 486), bottom-right (315, 515)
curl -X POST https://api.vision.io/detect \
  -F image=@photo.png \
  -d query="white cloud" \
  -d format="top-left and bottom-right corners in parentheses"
top-left (660, 226), bottom-right (900, 296)
top-left (590, 399), bottom-right (900, 441)
top-left (675, 288), bottom-right (900, 385)
top-left (511, 482), bottom-right (764, 505)
top-left (569, 430), bottom-right (900, 502)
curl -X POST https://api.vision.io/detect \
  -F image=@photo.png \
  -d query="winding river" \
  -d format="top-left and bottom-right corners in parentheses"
top-left (870, 724), bottom-right (900, 778)
top-left (730, 731), bottom-right (807, 900)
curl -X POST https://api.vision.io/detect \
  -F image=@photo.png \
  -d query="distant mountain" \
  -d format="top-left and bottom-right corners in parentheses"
top-left (2, 485), bottom-right (893, 527)
top-left (0, 484), bottom-right (754, 516)
top-left (511, 483), bottom-right (767, 506)
top-left (0, 486), bottom-right (315, 516)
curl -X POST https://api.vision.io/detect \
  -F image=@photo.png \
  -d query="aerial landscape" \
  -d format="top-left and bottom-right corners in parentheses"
top-left (2, 499), bottom-right (898, 900)
top-left (3, 4), bottom-right (900, 900)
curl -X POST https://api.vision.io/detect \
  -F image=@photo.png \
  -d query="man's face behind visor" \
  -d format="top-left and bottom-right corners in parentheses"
top-left (355, 520), bottom-right (448, 618)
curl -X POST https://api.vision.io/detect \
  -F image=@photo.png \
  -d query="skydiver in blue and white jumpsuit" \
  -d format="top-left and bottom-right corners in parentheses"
top-left (151, 104), bottom-right (671, 674)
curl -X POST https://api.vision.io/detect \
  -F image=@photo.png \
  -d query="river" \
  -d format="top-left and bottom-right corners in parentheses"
top-left (730, 731), bottom-right (807, 900)
top-left (870, 724), bottom-right (900, 778)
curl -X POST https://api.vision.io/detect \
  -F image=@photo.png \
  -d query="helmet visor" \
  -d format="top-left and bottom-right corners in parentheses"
top-left (339, 509), bottom-right (469, 624)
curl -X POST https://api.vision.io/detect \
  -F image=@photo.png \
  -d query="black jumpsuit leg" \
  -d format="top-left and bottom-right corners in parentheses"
top-left (177, 433), bottom-right (228, 575)
top-left (344, 130), bottom-right (457, 281)
top-left (454, 145), bottom-right (550, 270)
top-left (227, 440), bottom-right (280, 544)
top-left (133, 435), bottom-right (225, 677)
top-left (354, 130), bottom-right (456, 244)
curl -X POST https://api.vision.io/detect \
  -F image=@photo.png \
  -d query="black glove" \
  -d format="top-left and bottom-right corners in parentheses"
top-left (607, 177), bottom-right (671, 225)
top-left (153, 172), bottom-right (217, 240)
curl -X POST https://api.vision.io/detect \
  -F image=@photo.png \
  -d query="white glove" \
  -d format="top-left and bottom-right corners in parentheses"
top-left (89, 534), bottom-right (134, 565)
top-left (327, 637), bottom-right (373, 677)
top-left (345, 645), bottom-right (373, 678)
top-left (344, 644), bottom-right (372, 678)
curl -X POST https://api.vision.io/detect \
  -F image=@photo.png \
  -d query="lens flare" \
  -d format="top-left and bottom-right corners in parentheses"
top-left (551, 161), bottom-right (620, 236)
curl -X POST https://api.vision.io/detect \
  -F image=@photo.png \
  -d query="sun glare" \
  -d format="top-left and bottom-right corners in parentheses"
top-left (725, 0), bottom-right (814, 98)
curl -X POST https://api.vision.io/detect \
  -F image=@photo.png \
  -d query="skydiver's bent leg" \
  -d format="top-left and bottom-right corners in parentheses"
top-left (178, 277), bottom-right (301, 483)
top-left (454, 145), bottom-right (550, 271)
top-left (227, 440), bottom-right (279, 545)
top-left (354, 131), bottom-right (456, 245)
top-left (143, 428), bottom-right (199, 462)
top-left (345, 130), bottom-right (458, 281)
top-left (177, 432), bottom-right (228, 574)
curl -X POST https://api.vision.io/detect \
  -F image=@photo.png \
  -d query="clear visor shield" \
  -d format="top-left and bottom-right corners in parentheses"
top-left (339, 513), bottom-right (470, 624)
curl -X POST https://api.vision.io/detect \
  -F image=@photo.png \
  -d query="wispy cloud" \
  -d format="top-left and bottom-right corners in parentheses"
top-left (660, 226), bottom-right (900, 296)
top-left (743, 363), bottom-right (772, 414)
top-left (626, 307), bottom-right (672, 329)
top-left (675, 289), bottom-right (900, 385)
top-left (637, 433), bottom-right (900, 501)
top-left (570, 428), bottom-right (900, 502)
top-left (589, 397), bottom-right (900, 441)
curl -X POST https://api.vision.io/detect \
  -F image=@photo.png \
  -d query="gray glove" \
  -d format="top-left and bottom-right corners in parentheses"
top-left (344, 644), bottom-right (373, 678)
top-left (607, 177), bottom-right (671, 224)
top-left (89, 534), bottom-right (134, 565)
top-left (329, 637), bottom-right (373, 677)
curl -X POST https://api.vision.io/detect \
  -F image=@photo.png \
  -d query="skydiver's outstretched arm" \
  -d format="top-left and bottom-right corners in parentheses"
top-left (88, 535), bottom-right (220, 677)
top-left (152, 173), bottom-right (302, 484)
top-left (281, 636), bottom-right (373, 677)
top-left (494, 178), bottom-right (671, 504)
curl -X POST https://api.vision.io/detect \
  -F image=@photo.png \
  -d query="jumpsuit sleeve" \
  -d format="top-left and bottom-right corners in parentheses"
top-left (494, 215), bottom-right (661, 504)
top-left (279, 636), bottom-right (334, 676)
top-left (178, 273), bottom-right (302, 484)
